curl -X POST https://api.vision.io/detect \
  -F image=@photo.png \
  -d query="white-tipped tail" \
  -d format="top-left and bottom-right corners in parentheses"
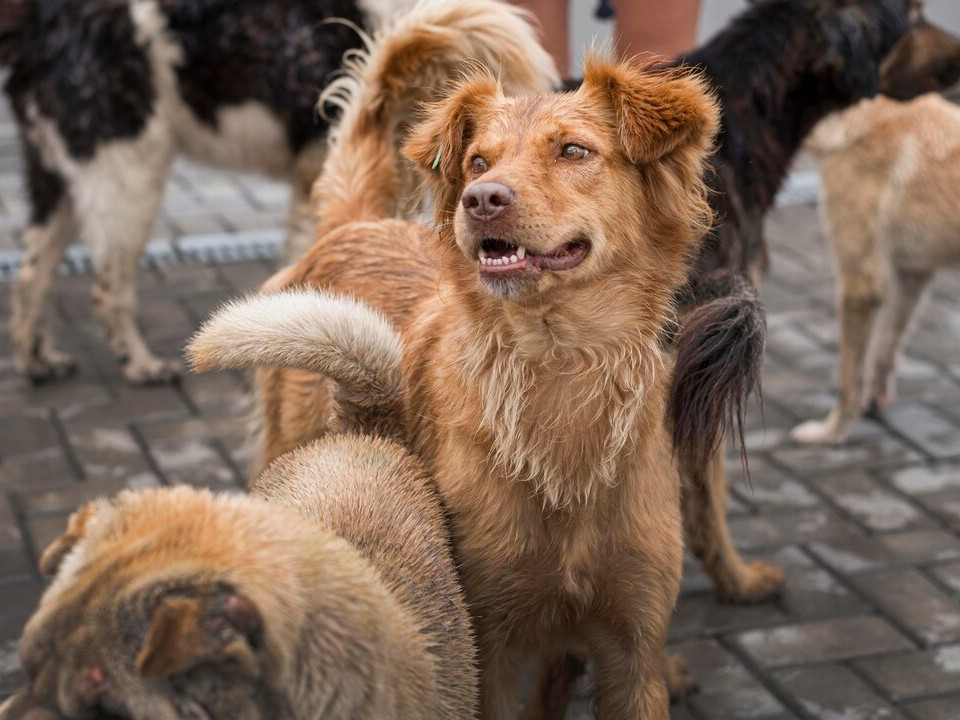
top-left (187, 290), bottom-right (403, 409)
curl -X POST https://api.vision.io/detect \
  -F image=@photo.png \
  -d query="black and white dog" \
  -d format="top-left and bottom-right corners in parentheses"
top-left (0, 0), bottom-right (413, 384)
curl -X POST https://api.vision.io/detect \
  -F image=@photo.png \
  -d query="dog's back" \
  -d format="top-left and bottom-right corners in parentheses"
top-left (1, 436), bottom-right (477, 719)
top-left (253, 435), bottom-right (477, 719)
top-left (810, 94), bottom-right (960, 266)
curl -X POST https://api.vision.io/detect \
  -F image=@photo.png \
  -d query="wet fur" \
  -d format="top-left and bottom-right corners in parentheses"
top-left (194, 34), bottom-right (721, 715)
top-left (0, 435), bottom-right (477, 719)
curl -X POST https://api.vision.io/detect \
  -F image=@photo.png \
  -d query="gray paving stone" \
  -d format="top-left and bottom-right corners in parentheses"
top-left (734, 617), bottom-right (913, 668)
top-left (849, 569), bottom-right (960, 645)
top-left (856, 645), bottom-right (960, 702)
top-left (809, 530), bottom-right (960, 574)
top-left (809, 472), bottom-right (930, 532)
top-left (673, 639), bottom-right (793, 720)
top-left (901, 695), bottom-right (960, 719)
top-left (771, 664), bottom-right (906, 720)
top-left (763, 545), bottom-right (867, 618)
top-left (883, 406), bottom-right (960, 461)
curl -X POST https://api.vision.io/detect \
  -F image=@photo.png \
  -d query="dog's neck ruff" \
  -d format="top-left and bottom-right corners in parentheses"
top-left (459, 315), bottom-right (660, 510)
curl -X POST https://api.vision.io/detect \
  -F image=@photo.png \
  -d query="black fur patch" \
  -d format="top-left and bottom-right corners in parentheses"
top-left (671, 271), bottom-right (765, 473)
top-left (23, 136), bottom-right (64, 225)
top-left (161, 0), bottom-right (366, 153)
top-left (4, 0), bottom-right (155, 161)
top-left (671, 0), bottom-right (912, 279)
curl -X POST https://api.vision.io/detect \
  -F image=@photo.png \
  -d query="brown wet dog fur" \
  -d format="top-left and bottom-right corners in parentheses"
top-left (0, 434), bottom-right (476, 720)
top-left (191, 46), bottom-right (724, 715)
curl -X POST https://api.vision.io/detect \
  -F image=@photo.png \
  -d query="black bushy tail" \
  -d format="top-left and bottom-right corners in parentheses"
top-left (670, 270), bottom-right (765, 474)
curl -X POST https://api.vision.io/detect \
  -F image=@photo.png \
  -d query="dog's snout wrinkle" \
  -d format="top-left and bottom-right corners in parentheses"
top-left (462, 182), bottom-right (516, 221)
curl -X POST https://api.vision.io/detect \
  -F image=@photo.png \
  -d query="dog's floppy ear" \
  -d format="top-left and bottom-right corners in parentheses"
top-left (403, 74), bottom-right (500, 211)
top-left (38, 503), bottom-right (100, 576)
top-left (136, 591), bottom-right (263, 679)
top-left (580, 56), bottom-right (718, 165)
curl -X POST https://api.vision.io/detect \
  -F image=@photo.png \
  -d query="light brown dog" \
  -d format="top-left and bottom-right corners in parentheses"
top-left (791, 92), bottom-right (960, 444)
top-left (189, 39), bottom-right (724, 717)
top-left (0, 431), bottom-right (477, 719)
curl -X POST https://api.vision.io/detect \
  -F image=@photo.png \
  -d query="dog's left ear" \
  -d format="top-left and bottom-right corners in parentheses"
top-left (581, 56), bottom-right (719, 165)
top-left (136, 591), bottom-right (263, 680)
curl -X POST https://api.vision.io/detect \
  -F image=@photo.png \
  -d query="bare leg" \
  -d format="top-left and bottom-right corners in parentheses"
top-left (615, 0), bottom-right (701, 60)
top-left (866, 268), bottom-right (933, 414)
top-left (683, 445), bottom-right (785, 602)
top-left (75, 127), bottom-right (177, 384)
top-left (513, 0), bottom-right (569, 77)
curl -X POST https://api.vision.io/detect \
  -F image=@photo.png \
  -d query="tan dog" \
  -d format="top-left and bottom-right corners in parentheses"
top-left (0, 432), bottom-right (476, 719)
top-left (790, 93), bottom-right (960, 445)
top-left (189, 40), bottom-right (723, 717)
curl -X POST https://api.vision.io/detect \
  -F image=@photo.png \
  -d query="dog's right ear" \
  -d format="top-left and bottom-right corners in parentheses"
top-left (403, 74), bottom-right (500, 211)
top-left (38, 503), bottom-right (100, 576)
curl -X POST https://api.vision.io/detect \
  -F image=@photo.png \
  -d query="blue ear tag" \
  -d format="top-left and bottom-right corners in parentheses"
top-left (431, 147), bottom-right (443, 171)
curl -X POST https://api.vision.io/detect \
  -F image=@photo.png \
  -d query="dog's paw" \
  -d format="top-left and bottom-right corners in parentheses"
top-left (22, 349), bottom-right (78, 384)
top-left (666, 654), bottom-right (695, 702)
top-left (123, 356), bottom-right (183, 385)
top-left (721, 561), bottom-right (786, 604)
top-left (790, 418), bottom-right (846, 445)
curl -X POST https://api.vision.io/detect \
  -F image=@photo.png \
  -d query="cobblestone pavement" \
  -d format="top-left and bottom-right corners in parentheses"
top-left (2, 122), bottom-right (960, 719)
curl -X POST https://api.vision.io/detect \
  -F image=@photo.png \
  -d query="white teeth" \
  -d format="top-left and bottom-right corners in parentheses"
top-left (509, 255), bottom-right (518, 264)
top-left (478, 248), bottom-right (488, 261)
top-left (516, 246), bottom-right (526, 260)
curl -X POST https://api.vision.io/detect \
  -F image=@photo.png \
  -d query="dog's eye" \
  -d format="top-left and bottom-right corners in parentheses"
top-left (561, 144), bottom-right (589, 161)
top-left (471, 156), bottom-right (488, 174)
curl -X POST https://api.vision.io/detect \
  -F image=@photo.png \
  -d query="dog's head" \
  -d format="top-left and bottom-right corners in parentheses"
top-left (0, 489), bottom-right (294, 720)
top-left (404, 55), bottom-right (718, 307)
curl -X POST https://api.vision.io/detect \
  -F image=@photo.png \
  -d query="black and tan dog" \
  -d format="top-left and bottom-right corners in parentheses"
top-left (665, 0), bottom-right (960, 603)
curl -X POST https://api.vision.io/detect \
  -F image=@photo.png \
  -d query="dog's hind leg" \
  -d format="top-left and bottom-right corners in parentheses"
top-left (74, 126), bottom-right (176, 384)
top-left (791, 259), bottom-right (887, 444)
top-left (683, 445), bottom-right (785, 603)
top-left (865, 267), bottom-right (933, 415)
top-left (11, 143), bottom-right (78, 382)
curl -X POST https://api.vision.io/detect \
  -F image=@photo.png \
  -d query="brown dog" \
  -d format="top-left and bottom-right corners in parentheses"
top-left (791, 92), bottom-right (960, 445)
top-left (0, 432), bottom-right (476, 719)
top-left (189, 42), bottom-right (722, 717)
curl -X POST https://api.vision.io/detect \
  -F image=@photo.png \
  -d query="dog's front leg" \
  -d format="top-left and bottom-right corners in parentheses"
top-left (11, 193), bottom-right (78, 383)
top-left (583, 620), bottom-right (671, 719)
top-left (77, 132), bottom-right (179, 384)
top-left (683, 444), bottom-right (785, 602)
top-left (477, 639), bottom-right (529, 720)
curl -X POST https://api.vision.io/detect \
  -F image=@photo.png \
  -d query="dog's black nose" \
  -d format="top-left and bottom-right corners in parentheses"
top-left (462, 182), bottom-right (515, 221)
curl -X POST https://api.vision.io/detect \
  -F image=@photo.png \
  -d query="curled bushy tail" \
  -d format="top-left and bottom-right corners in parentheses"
top-left (671, 271), bottom-right (765, 473)
top-left (313, 0), bottom-right (558, 233)
top-left (187, 291), bottom-right (405, 439)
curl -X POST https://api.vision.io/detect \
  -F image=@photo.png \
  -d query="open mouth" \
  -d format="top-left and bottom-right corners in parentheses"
top-left (477, 237), bottom-right (590, 277)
